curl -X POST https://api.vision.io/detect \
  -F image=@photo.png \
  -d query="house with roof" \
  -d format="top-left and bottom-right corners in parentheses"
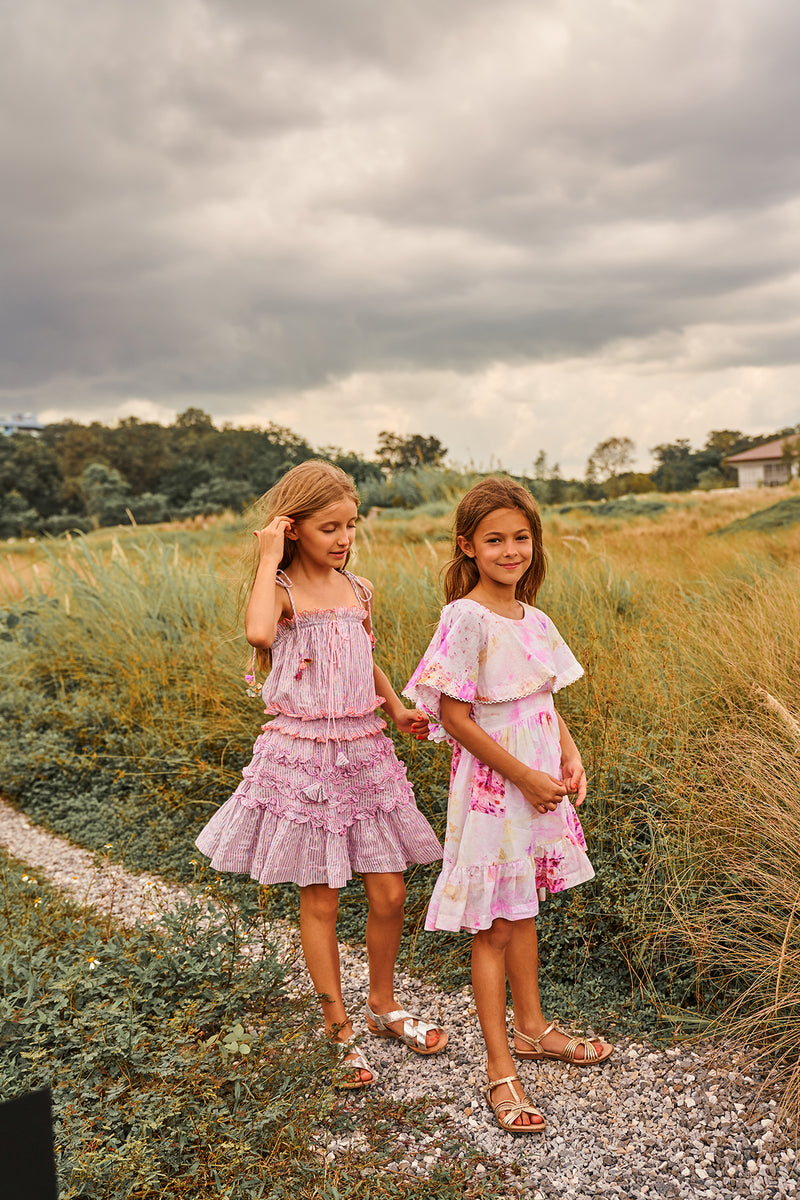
top-left (724, 436), bottom-right (800, 488)
top-left (1, 412), bottom-right (44, 437)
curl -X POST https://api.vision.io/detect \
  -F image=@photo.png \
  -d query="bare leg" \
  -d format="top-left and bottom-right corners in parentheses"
top-left (299, 883), bottom-right (371, 1082)
top-left (506, 916), bottom-right (606, 1061)
top-left (472, 920), bottom-right (541, 1127)
top-left (362, 872), bottom-right (446, 1051)
top-left (505, 917), bottom-right (545, 1034)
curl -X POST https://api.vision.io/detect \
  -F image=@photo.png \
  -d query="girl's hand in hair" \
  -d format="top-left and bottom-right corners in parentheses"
top-left (253, 516), bottom-right (293, 562)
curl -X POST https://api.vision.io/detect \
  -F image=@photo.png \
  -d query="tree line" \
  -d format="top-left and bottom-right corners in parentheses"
top-left (0, 408), bottom-right (797, 538)
top-left (0, 411), bottom-right (448, 538)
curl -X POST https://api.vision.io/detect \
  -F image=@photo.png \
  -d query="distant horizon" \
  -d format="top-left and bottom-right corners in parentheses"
top-left (6, 405), bottom-right (798, 481)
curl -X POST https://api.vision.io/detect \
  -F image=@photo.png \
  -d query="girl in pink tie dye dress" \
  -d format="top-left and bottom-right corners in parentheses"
top-left (405, 477), bottom-right (612, 1135)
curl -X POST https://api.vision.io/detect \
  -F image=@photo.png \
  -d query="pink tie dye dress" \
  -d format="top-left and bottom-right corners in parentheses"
top-left (404, 598), bottom-right (595, 933)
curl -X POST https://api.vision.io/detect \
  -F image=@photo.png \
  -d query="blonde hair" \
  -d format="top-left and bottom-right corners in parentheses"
top-left (250, 459), bottom-right (359, 572)
top-left (443, 476), bottom-right (547, 605)
top-left (245, 460), bottom-right (360, 671)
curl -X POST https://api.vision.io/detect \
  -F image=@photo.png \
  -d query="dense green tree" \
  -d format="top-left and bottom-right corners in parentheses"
top-left (0, 490), bottom-right (40, 538)
top-left (321, 448), bottom-right (388, 489)
top-left (110, 417), bottom-right (175, 493)
top-left (127, 493), bottom-right (170, 524)
top-left (42, 421), bottom-right (113, 485)
top-left (781, 433), bottom-right (800, 468)
top-left (608, 471), bottom-right (657, 496)
top-left (79, 463), bottom-right (133, 528)
top-left (214, 423), bottom-right (314, 496)
top-left (528, 450), bottom-right (566, 504)
top-left (650, 439), bottom-right (696, 492)
top-left (160, 458), bottom-right (215, 507)
top-left (376, 431), bottom-right (447, 472)
top-left (693, 430), bottom-right (750, 485)
top-left (175, 407), bottom-right (215, 430)
top-left (0, 434), bottom-right (65, 517)
top-left (586, 437), bottom-right (635, 484)
top-left (184, 475), bottom-right (255, 513)
top-left (704, 430), bottom-right (745, 456)
top-left (696, 467), bottom-right (726, 490)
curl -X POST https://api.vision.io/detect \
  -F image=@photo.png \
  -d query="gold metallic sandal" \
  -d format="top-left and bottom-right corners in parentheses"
top-left (513, 1020), bottom-right (613, 1065)
top-left (364, 1002), bottom-right (448, 1056)
top-left (484, 1073), bottom-right (546, 1134)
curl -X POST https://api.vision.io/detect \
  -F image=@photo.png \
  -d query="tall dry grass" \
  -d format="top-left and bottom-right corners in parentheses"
top-left (4, 490), bottom-right (800, 1111)
top-left (540, 503), bottom-right (800, 1112)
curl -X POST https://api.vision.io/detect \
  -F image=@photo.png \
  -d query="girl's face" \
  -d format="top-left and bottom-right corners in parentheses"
top-left (289, 497), bottom-right (358, 567)
top-left (458, 506), bottom-right (533, 589)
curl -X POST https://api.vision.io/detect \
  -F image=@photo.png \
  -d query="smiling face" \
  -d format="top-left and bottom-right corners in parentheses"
top-left (457, 506), bottom-right (533, 590)
top-left (289, 496), bottom-right (358, 568)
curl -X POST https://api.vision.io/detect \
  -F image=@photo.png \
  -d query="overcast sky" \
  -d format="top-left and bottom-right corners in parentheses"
top-left (2, 0), bottom-right (799, 476)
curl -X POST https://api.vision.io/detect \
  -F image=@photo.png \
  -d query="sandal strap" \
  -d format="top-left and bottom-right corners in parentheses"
top-left (486, 1075), bottom-right (543, 1127)
top-left (336, 1036), bottom-right (371, 1073)
top-left (402, 1016), bottom-right (439, 1050)
top-left (512, 1020), bottom-right (558, 1053)
top-left (365, 1002), bottom-right (442, 1050)
top-left (513, 1022), bottom-right (603, 1062)
top-left (561, 1035), bottom-right (601, 1063)
top-left (366, 1004), bottom-right (409, 1027)
top-left (487, 1072), bottom-right (522, 1090)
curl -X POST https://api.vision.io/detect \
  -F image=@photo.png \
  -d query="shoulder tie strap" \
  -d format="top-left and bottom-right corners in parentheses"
top-left (344, 571), bottom-right (374, 644)
top-left (275, 568), bottom-right (297, 616)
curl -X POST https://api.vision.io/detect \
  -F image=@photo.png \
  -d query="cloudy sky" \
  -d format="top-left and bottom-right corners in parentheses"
top-left (2, 0), bottom-right (799, 476)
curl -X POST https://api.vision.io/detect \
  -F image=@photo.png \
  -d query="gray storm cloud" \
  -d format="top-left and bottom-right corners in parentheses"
top-left (1, 0), bottom-right (799, 470)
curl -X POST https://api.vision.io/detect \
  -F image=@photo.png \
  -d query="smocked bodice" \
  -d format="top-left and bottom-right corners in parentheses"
top-left (262, 606), bottom-right (382, 720)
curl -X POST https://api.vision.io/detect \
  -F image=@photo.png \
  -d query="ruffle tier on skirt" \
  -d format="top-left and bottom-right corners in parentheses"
top-left (195, 712), bottom-right (443, 889)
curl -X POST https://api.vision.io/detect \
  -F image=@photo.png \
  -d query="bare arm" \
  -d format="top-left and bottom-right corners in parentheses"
top-left (373, 664), bottom-right (428, 735)
top-left (358, 574), bottom-right (427, 736)
top-left (244, 517), bottom-right (293, 648)
top-left (439, 694), bottom-right (569, 814)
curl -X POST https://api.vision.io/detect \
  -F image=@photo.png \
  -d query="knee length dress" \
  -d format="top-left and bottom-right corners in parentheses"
top-left (195, 572), bottom-right (442, 889)
top-left (404, 598), bottom-right (594, 933)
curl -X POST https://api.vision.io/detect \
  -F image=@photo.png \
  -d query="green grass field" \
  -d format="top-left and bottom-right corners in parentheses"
top-left (2, 481), bottom-right (800, 1192)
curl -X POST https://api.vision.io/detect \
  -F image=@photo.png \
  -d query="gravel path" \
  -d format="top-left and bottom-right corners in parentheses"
top-left (1, 798), bottom-right (796, 1198)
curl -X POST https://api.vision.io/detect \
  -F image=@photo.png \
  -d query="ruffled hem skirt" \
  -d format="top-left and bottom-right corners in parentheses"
top-left (424, 829), bottom-right (595, 933)
top-left (196, 712), bottom-right (443, 889)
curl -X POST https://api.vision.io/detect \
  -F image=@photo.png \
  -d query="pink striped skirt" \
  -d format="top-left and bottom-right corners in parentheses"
top-left (195, 712), bottom-right (443, 889)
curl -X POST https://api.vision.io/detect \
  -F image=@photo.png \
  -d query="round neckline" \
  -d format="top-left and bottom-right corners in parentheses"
top-left (460, 597), bottom-right (528, 623)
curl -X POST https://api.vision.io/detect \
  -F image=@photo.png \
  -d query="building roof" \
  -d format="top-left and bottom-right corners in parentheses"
top-left (0, 413), bottom-right (44, 434)
top-left (724, 436), bottom-right (794, 464)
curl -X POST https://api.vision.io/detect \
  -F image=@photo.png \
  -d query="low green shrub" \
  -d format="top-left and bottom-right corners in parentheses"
top-left (1, 850), bottom-right (512, 1198)
top-left (555, 497), bottom-right (668, 519)
top-left (713, 494), bottom-right (800, 535)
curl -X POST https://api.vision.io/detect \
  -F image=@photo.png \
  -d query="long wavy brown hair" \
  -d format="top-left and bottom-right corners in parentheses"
top-left (443, 476), bottom-right (547, 605)
top-left (244, 460), bottom-right (360, 672)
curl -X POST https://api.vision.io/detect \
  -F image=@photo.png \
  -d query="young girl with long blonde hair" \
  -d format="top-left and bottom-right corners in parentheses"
top-left (196, 460), bottom-right (447, 1085)
top-left (405, 476), bottom-right (611, 1133)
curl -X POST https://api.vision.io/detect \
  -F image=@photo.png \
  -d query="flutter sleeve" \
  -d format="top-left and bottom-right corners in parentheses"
top-left (403, 602), bottom-right (485, 743)
top-left (539, 611), bottom-right (584, 692)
